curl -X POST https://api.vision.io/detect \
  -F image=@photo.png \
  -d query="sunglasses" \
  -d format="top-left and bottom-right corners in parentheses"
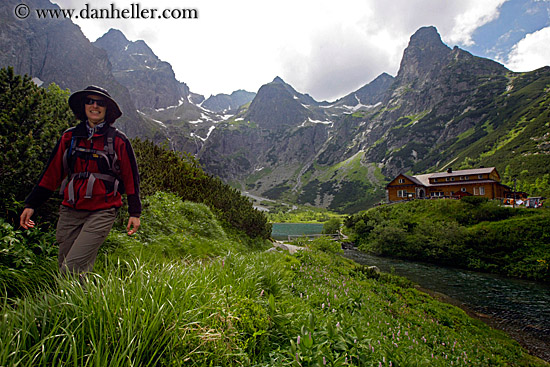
top-left (84, 97), bottom-right (107, 107)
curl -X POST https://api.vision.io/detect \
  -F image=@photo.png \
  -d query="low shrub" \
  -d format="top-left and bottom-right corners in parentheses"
top-left (347, 200), bottom-right (550, 282)
top-left (133, 139), bottom-right (271, 239)
top-left (103, 191), bottom-right (246, 260)
top-left (307, 236), bottom-right (343, 254)
top-left (0, 218), bottom-right (58, 297)
top-left (322, 217), bottom-right (341, 234)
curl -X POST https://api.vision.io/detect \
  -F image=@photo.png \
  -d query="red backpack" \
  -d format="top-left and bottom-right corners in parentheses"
top-left (59, 126), bottom-right (121, 204)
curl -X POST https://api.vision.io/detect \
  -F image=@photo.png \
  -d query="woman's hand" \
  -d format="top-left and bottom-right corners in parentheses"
top-left (20, 208), bottom-right (35, 229)
top-left (127, 216), bottom-right (140, 235)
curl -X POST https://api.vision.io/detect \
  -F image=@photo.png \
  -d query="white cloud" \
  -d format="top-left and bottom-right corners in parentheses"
top-left (505, 26), bottom-right (550, 71)
top-left (278, 0), bottom-right (508, 101)
top-left (50, 0), bottom-right (513, 101)
top-left (447, 0), bottom-right (507, 46)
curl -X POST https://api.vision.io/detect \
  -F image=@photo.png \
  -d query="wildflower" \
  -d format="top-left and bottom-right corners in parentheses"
top-left (336, 322), bottom-right (340, 327)
top-left (260, 289), bottom-right (264, 297)
top-left (297, 335), bottom-right (301, 345)
top-left (323, 356), bottom-right (326, 365)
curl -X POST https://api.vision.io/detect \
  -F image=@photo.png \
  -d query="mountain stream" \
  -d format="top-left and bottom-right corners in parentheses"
top-left (343, 249), bottom-right (550, 362)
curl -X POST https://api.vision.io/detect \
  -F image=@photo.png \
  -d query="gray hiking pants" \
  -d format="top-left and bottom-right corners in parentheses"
top-left (56, 205), bottom-right (117, 274)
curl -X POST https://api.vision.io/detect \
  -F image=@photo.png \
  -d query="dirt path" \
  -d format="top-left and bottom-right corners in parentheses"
top-left (270, 241), bottom-right (305, 254)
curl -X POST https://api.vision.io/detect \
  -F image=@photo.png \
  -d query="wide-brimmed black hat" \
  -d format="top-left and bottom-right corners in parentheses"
top-left (68, 85), bottom-right (122, 124)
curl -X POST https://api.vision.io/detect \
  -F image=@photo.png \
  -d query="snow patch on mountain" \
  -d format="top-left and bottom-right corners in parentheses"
top-left (137, 110), bottom-right (166, 127)
top-left (190, 125), bottom-right (216, 141)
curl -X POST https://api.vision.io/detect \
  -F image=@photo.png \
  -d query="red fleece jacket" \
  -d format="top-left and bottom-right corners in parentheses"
top-left (25, 121), bottom-right (141, 217)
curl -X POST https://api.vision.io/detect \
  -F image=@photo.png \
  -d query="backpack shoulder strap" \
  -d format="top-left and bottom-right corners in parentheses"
top-left (59, 129), bottom-right (80, 196)
top-left (104, 126), bottom-right (120, 175)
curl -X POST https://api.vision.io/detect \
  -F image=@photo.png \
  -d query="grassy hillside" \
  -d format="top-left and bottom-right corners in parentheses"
top-left (438, 67), bottom-right (550, 197)
top-left (287, 68), bottom-right (550, 213)
top-left (345, 198), bottom-right (550, 282)
top-left (1, 192), bottom-right (545, 366)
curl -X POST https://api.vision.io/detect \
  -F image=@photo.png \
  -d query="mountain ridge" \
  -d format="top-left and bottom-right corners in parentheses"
top-left (201, 90), bottom-right (256, 113)
top-left (1, 2), bottom-right (548, 212)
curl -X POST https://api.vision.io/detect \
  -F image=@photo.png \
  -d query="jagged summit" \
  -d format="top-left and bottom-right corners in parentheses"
top-left (244, 76), bottom-right (329, 129)
top-left (336, 72), bottom-right (394, 107)
top-left (94, 28), bottom-right (186, 110)
top-left (407, 26), bottom-right (447, 49)
top-left (96, 28), bottom-right (127, 45)
top-left (395, 26), bottom-right (452, 83)
top-left (202, 90), bottom-right (256, 113)
top-left (95, 29), bottom-right (158, 59)
top-left (246, 78), bottom-right (309, 129)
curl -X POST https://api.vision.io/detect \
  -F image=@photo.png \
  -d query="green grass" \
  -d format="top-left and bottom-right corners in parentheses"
top-left (267, 207), bottom-right (345, 223)
top-left (0, 193), bottom-right (546, 366)
top-left (104, 192), bottom-right (247, 260)
top-left (1, 250), bottom-right (543, 366)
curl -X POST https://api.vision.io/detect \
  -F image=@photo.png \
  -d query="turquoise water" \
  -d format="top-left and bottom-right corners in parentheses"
top-left (344, 249), bottom-right (550, 361)
top-left (271, 223), bottom-right (324, 241)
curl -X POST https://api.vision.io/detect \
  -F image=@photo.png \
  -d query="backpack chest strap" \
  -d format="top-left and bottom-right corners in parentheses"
top-left (72, 147), bottom-right (114, 170)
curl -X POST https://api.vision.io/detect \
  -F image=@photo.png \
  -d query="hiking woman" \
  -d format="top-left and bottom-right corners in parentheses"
top-left (20, 86), bottom-right (141, 276)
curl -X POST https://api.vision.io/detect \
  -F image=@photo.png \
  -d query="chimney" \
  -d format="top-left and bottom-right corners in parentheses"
top-left (447, 167), bottom-right (453, 173)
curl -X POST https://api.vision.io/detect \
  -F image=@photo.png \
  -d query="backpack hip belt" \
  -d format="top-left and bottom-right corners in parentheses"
top-left (65, 172), bottom-right (120, 205)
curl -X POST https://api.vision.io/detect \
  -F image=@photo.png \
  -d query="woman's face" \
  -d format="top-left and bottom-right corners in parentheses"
top-left (84, 94), bottom-right (107, 125)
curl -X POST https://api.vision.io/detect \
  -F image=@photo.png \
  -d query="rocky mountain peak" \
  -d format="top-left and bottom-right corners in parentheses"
top-left (408, 26), bottom-right (446, 48)
top-left (94, 29), bottom-right (157, 65)
top-left (96, 28), bottom-right (128, 47)
top-left (94, 28), bottom-right (184, 110)
top-left (336, 72), bottom-right (395, 107)
top-left (246, 78), bottom-right (309, 129)
top-left (202, 89), bottom-right (255, 113)
top-left (396, 26), bottom-right (451, 84)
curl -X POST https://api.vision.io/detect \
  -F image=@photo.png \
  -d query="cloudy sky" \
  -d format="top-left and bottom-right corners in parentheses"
top-left (51, 0), bottom-right (550, 102)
